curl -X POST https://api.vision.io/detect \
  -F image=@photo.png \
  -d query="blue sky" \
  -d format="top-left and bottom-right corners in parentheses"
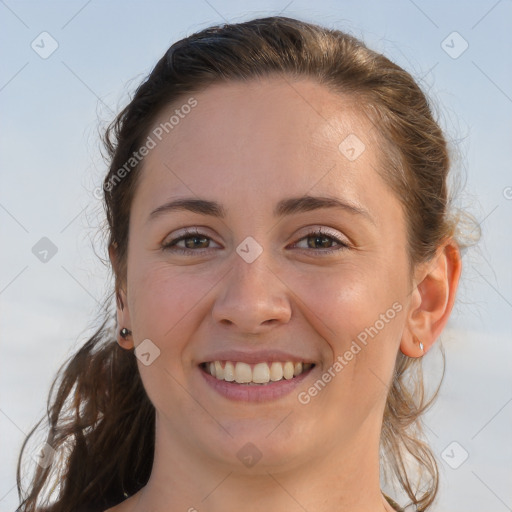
top-left (1, 1), bottom-right (511, 510)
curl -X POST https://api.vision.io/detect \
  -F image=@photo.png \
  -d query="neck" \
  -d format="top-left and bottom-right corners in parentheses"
top-left (127, 413), bottom-right (396, 512)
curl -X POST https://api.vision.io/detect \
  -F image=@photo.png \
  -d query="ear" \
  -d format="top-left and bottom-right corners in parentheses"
top-left (109, 243), bottom-right (134, 350)
top-left (400, 239), bottom-right (462, 357)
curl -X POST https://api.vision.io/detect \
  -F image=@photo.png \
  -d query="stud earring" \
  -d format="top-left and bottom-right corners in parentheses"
top-left (120, 327), bottom-right (132, 339)
top-left (419, 342), bottom-right (424, 352)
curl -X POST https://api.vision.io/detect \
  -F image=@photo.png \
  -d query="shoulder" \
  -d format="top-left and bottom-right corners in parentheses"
top-left (32, 507), bottom-right (100, 512)
top-left (31, 507), bottom-right (102, 512)
top-left (70, 507), bottom-right (101, 512)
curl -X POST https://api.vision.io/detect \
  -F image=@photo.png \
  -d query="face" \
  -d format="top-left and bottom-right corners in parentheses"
top-left (120, 77), bottom-right (415, 473)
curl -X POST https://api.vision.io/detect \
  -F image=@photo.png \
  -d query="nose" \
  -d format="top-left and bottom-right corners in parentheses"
top-left (211, 253), bottom-right (292, 334)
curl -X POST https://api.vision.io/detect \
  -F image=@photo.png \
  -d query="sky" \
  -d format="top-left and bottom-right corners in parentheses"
top-left (1, 1), bottom-right (511, 511)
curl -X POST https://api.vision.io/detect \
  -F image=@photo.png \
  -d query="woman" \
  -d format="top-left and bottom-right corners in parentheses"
top-left (17, 16), bottom-right (464, 512)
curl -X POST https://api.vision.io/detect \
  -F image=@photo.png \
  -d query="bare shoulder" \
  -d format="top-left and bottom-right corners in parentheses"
top-left (103, 492), bottom-right (140, 512)
top-left (103, 502), bottom-right (125, 512)
top-left (103, 504), bottom-right (124, 512)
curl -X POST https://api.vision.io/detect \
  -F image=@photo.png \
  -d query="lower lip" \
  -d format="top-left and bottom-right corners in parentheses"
top-left (199, 365), bottom-right (315, 403)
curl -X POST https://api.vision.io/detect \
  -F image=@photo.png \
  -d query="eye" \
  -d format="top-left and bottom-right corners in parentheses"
top-left (161, 227), bottom-right (349, 256)
top-left (291, 227), bottom-right (349, 255)
top-left (161, 228), bottom-right (220, 255)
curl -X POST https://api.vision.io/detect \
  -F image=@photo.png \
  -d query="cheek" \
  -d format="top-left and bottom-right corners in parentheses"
top-left (127, 260), bottom-right (220, 409)
top-left (292, 267), bottom-right (405, 413)
top-left (289, 262), bottom-right (404, 344)
top-left (286, 259), bottom-right (407, 406)
top-left (127, 257), bottom-right (222, 346)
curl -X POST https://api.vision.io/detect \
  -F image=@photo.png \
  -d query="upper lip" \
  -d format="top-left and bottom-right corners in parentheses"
top-left (198, 350), bottom-right (316, 365)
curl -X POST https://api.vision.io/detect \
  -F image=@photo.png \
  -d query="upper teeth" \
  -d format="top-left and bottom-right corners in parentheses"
top-left (206, 361), bottom-right (313, 384)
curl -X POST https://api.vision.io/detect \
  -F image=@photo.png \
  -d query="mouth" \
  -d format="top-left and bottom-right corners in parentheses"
top-left (199, 360), bottom-right (315, 385)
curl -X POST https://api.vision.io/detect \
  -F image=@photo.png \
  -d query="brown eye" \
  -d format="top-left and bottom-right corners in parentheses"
top-left (162, 229), bottom-right (220, 254)
top-left (292, 228), bottom-right (349, 255)
top-left (307, 234), bottom-right (337, 249)
top-left (181, 235), bottom-right (210, 249)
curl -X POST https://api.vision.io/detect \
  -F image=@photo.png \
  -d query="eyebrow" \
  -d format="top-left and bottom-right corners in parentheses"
top-left (147, 195), bottom-right (373, 224)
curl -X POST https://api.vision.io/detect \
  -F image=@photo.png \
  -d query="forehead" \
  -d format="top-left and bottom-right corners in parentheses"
top-left (151, 76), bottom-right (376, 157)
top-left (133, 77), bottom-right (390, 219)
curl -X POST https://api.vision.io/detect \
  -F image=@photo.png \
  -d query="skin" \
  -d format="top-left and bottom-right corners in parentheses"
top-left (107, 77), bottom-right (461, 512)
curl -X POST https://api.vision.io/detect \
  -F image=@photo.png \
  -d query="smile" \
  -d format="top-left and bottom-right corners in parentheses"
top-left (200, 360), bottom-right (315, 385)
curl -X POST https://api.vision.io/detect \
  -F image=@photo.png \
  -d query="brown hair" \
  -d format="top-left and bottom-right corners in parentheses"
top-left (17, 16), bottom-right (463, 511)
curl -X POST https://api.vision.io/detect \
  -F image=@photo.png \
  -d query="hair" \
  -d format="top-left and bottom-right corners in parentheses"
top-left (17, 15), bottom-right (464, 512)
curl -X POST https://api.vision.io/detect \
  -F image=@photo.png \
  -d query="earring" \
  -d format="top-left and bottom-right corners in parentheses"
top-left (120, 327), bottom-right (132, 339)
top-left (412, 335), bottom-right (424, 355)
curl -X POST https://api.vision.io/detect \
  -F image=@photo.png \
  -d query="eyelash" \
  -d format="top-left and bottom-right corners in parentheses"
top-left (161, 227), bottom-right (349, 256)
